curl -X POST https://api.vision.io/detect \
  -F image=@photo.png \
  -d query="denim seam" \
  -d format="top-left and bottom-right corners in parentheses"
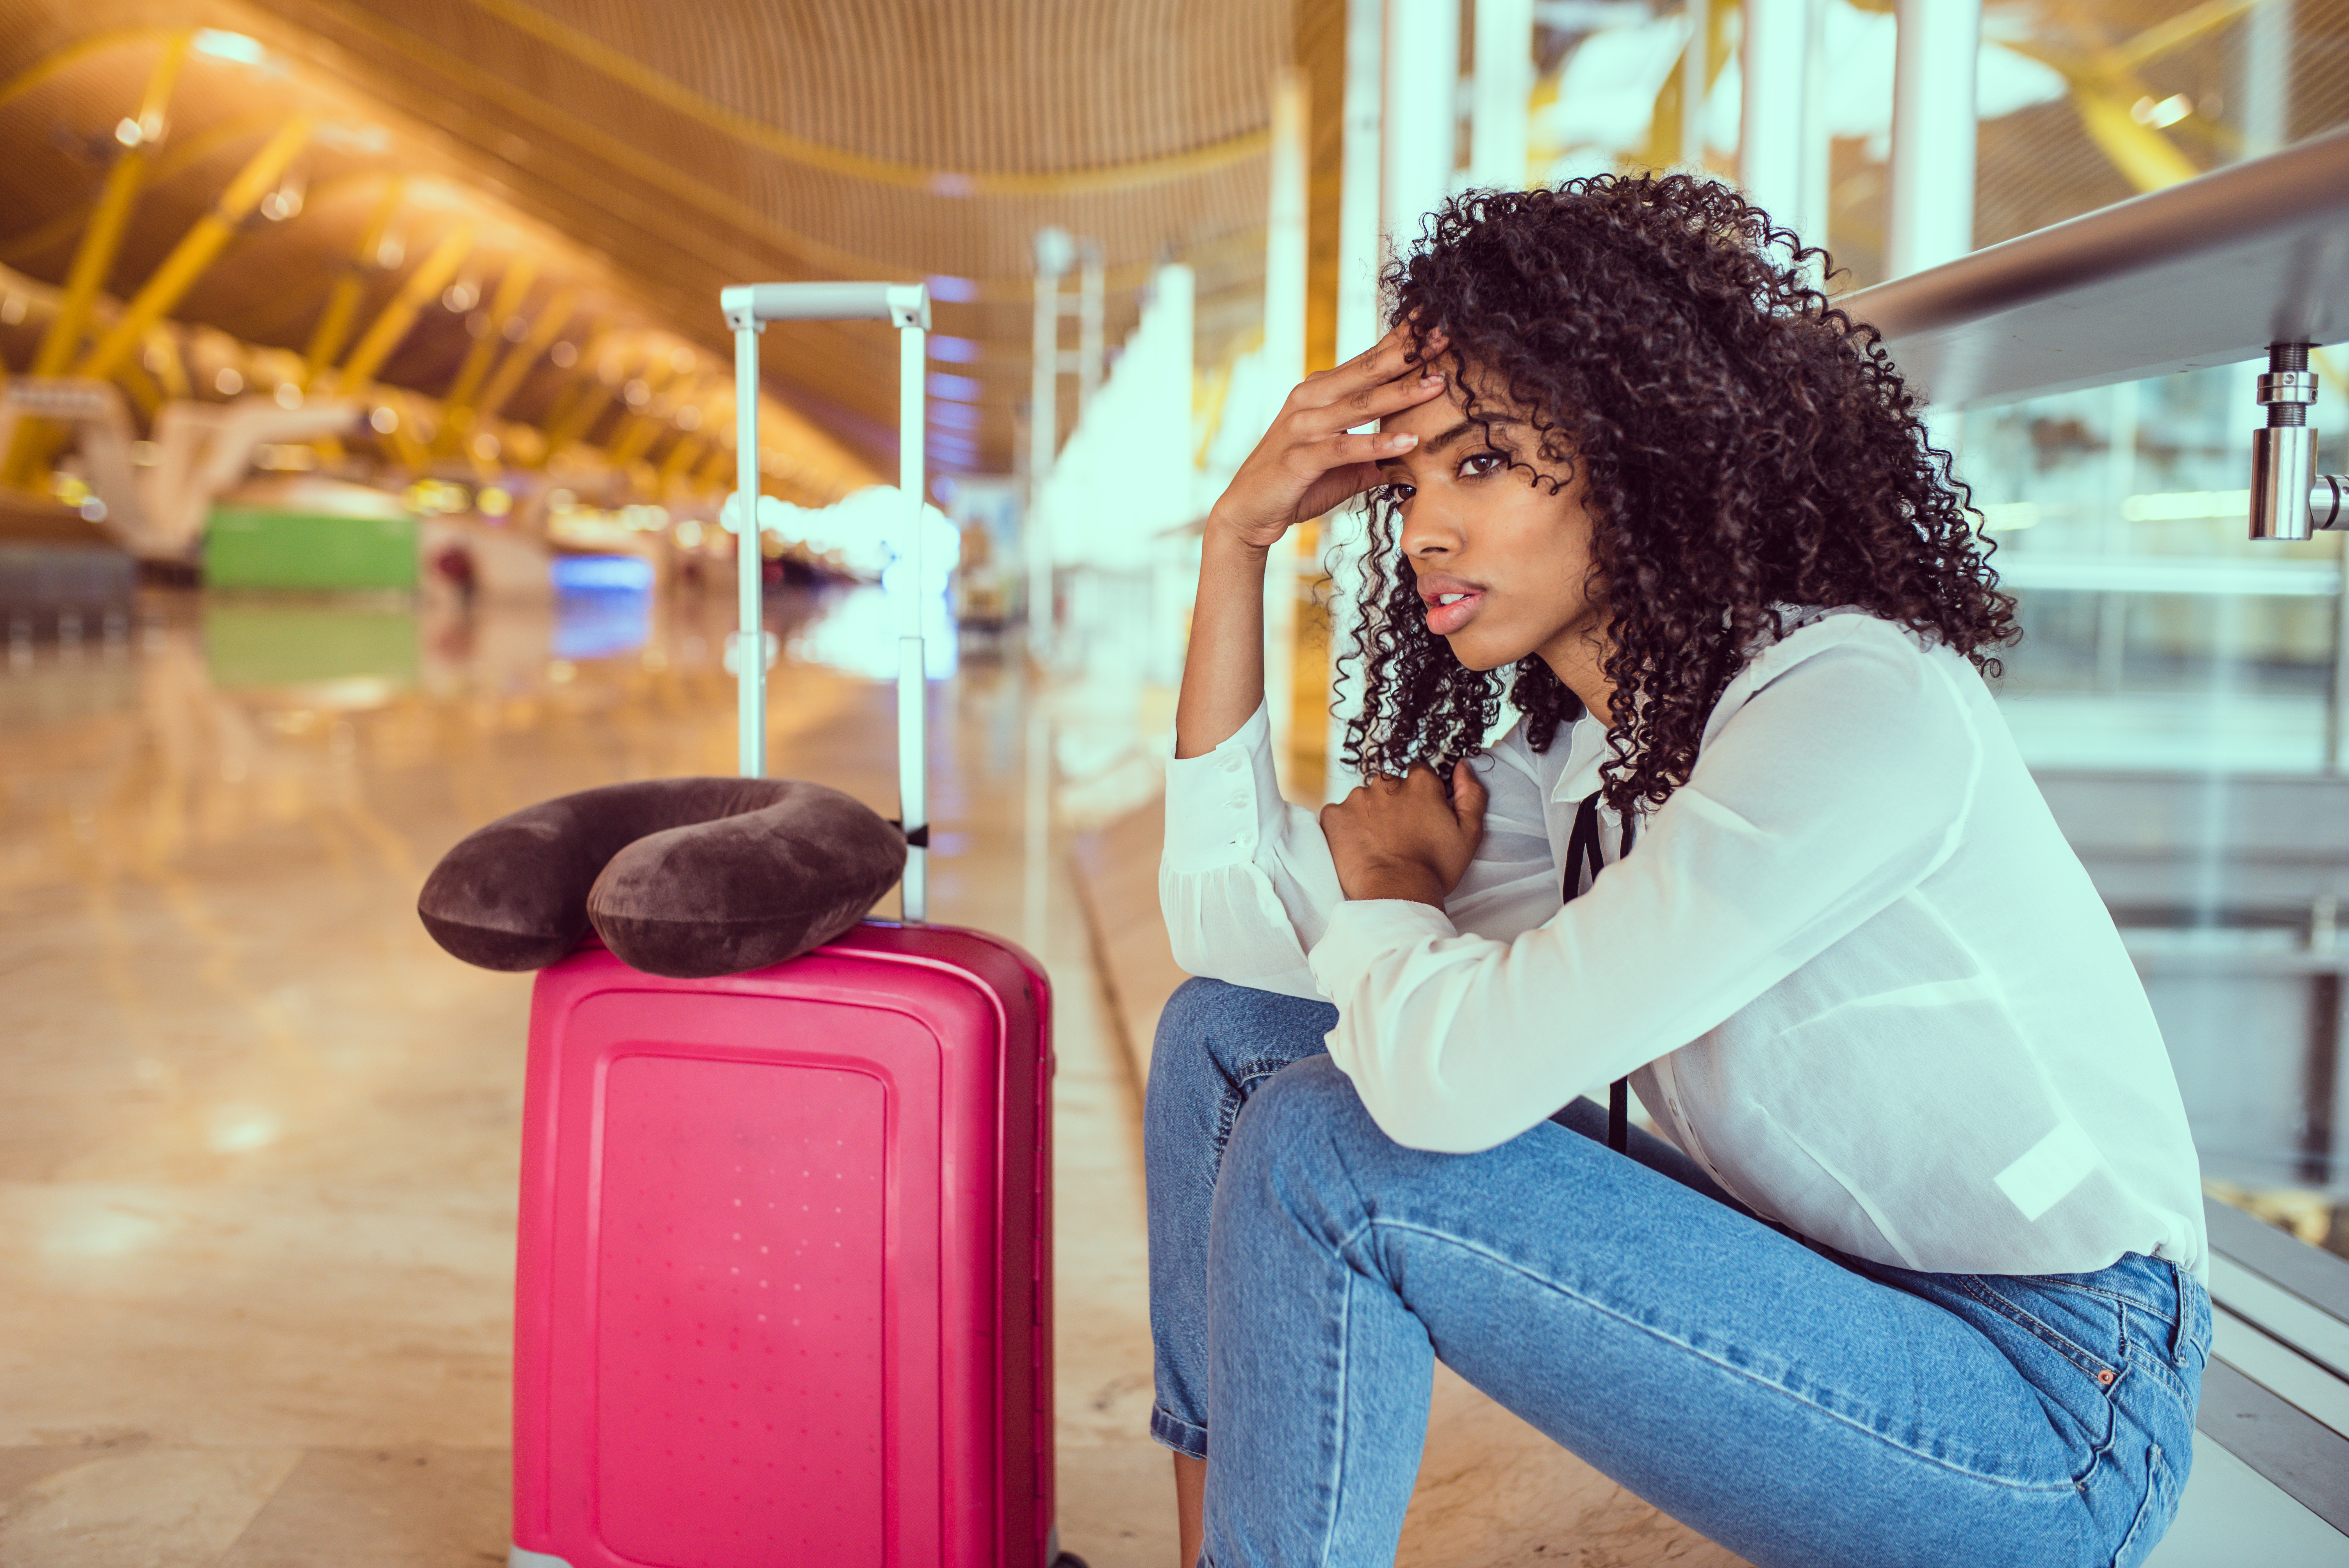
top-left (1957, 1275), bottom-right (2121, 1386)
top-left (2016, 1273), bottom-right (2171, 1322)
top-left (1319, 1268), bottom-right (1356, 1568)
top-left (1359, 1219), bottom-right (2080, 1495)
top-left (2110, 1439), bottom-right (2169, 1568)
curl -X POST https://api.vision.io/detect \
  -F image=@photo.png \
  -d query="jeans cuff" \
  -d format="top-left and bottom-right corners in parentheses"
top-left (1150, 1403), bottom-right (1209, 1460)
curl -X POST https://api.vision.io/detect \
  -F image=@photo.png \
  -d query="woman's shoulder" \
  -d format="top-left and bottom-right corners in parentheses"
top-left (1705, 608), bottom-right (1975, 738)
top-left (1736, 606), bottom-right (1952, 686)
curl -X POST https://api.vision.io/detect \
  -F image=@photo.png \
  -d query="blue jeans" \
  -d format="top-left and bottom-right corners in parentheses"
top-left (1144, 978), bottom-right (2209, 1568)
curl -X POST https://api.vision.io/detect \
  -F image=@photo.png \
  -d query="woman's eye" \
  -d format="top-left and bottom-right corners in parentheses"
top-left (1387, 482), bottom-right (1415, 503)
top-left (1459, 451), bottom-right (1505, 480)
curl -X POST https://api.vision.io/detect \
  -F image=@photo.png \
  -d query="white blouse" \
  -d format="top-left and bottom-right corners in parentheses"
top-left (1160, 609), bottom-right (2208, 1281)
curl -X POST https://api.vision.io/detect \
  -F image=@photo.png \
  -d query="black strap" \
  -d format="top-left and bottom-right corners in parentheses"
top-left (1563, 792), bottom-right (1637, 1155)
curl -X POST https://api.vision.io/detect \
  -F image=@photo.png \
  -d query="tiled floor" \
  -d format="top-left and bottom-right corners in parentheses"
top-left (0, 586), bottom-right (1753, 1566)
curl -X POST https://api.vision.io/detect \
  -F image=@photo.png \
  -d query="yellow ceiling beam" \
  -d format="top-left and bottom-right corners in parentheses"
top-left (0, 28), bottom-right (178, 110)
top-left (2112, 0), bottom-right (2259, 72)
top-left (657, 435), bottom-right (704, 488)
top-left (693, 442), bottom-right (734, 489)
top-left (470, 285), bottom-right (579, 426)
top-left (319, 224), bottom-right (476, 396)
top-left (543, 342), bottom-right (635, 453)
top-left (70, 115), bottom-right (314, 385)
top-left (30, 34), bottom-right (188, 379)
top-left (302, 175), bottom-right (406, 387)
top-left (1, 36), bottom-right (192, 487)
top-left (435, 254), bottom-right (538, 429)
top-left (602, 362), bottom-right (681, 470)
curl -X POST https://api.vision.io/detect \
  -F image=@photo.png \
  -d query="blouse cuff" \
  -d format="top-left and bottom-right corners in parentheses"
top-left (1163, 702), bottom-right (1290, 871)
top-left (1308, 897), bottom-right (1461, 1001)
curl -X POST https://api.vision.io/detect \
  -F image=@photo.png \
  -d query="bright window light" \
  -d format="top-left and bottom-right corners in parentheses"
top-left (927, 335), bottom-right (980, 363)
top-left (925, 275), bottom-right (980, 303)
top-left (926, 370), bottom-right (983, 402)
top-left (193, 30), bottom-right (267, 64)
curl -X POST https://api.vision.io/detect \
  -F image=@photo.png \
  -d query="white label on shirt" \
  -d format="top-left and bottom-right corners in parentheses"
top-left (1994, 1119), bottom-right (2101, 1222)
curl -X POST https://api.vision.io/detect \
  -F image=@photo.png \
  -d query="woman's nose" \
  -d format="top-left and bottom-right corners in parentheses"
top-left (1399, 499), bottom-right (1460, 559)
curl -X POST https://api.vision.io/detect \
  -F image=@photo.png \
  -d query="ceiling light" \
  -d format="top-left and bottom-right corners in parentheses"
top-left (927, 335), bottom-right (980, 363)
top-left (925, 275), bottom-right (980, 303)
top-left (193, 30), bottom-right (266, 64)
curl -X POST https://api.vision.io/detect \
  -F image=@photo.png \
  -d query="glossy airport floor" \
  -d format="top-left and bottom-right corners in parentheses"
top-left (0, 586), bottom-right (1764, 1568)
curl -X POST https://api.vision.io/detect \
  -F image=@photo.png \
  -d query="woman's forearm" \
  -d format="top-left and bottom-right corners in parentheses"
top-left (1174, 525), bottom-right (1273, 759)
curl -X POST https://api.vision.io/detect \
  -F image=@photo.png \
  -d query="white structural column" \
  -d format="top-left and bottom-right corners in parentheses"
top-left (1383, 0), bottom-right (1461, 256)
top-left (1327, 0), bottom-right (1388, 799)
top-left (1741, 0), bottom-right (1821, 242)
top-left (1469, 0), bottom-right (1532, 192)
top-left (1265, 69), bottom-right (1311, 770)
top-left (1337, 0), bottom-right (1386, 364)
top-left (1887, 0), bottom-right (1982, 277)
top-left (1029, 227), bottom-right (1071, 656)
top-left (2243, 0), bottom-right (2293, 158)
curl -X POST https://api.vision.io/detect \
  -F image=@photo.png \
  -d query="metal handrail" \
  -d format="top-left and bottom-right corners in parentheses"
top-left (1844, 124), bottom-right (2349, 411)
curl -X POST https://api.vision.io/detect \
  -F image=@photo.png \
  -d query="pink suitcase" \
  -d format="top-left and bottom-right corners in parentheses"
top-left (505, 282), bottom-right (1078, 1568)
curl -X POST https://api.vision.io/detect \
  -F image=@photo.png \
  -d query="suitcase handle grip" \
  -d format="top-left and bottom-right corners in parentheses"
top-left (726, 279), bottom-right (933, 923)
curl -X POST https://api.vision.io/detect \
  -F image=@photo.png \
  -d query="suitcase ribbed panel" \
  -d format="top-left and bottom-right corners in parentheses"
top-left (513, 925), bottom-right (1053, 1568)
top-left (594, 1050), bottom-right (889, 1564)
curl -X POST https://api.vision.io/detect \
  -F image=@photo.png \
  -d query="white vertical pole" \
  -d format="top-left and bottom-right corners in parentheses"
top-left (898, 317), bottom-right (928, 923)
top-left (1265, 69), bottom-right (1311, 780)
top-left (1337, 0), bottom-right (1386, 365)
top-left (1328, 0), bottom-right (1387, 801)
top-left (1887, 0), bottom-right (1981, 277)
top-left (1680, 0), bottom-right (1713, 171)
top-left (734, 322), bottom-right (765, 779)
top-left (1078, 247), bottom-right (1105, 415)
top-left (1384, 0), bottom-right (1461, 255)
top-left (1029, 232), bottom-right (1066, 659)
top-left (1741, 0), bottom-right (1811, 238)
top-left (1469, 0), bottom-right (1532, 191)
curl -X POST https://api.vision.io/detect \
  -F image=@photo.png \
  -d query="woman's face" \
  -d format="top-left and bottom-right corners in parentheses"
top-left (1376, 376), bottom-right (1605, 679)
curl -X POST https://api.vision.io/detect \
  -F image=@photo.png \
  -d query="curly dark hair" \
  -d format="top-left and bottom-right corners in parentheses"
top-left (1338, 173), bottom-right (2017, 814)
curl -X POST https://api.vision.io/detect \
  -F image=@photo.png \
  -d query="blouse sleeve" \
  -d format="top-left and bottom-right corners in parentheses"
top-left (1158, 702), bottom-right (1561, 1002)
top-left (1306, 622), bottom-right (1987, 1153)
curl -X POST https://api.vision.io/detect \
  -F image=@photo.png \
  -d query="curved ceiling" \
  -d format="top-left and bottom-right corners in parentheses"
top-left (0, 0), bottom-right (1286, 485)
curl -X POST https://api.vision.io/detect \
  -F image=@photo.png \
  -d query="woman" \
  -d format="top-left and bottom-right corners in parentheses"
top-left (1149, 175), bottom-right (2207, 1568)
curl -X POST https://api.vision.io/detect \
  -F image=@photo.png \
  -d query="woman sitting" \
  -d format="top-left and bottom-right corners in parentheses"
top-left (1149, 174), bottom-right (2207, 1568)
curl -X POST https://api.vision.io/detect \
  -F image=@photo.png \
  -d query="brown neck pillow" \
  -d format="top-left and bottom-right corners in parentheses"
top-left (417, 778), bottom-right (907, 978)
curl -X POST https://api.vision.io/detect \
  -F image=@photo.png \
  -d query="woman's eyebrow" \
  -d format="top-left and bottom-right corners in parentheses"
top-left (1375, 417), bottom-right (1515, 469)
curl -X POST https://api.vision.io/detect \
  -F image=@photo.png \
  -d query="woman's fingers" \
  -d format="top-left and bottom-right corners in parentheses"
top-left (1310, 428), bottom-right (1419, 468)
top-left (1450, 760), bottom-right (1489, 836)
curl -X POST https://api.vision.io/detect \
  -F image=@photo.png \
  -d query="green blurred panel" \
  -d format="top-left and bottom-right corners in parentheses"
top-left (203, 603), bottom-right (419, 691)
top-left (203, 508), bottom-right (420, 591)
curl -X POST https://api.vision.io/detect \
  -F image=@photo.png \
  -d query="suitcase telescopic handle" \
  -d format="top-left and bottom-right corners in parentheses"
top-left (723, 280), bottom-right (934, 923)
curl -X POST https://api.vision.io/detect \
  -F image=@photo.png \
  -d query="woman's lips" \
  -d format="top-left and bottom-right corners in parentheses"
top-left (1425, 590), bottom-right (1483, 636)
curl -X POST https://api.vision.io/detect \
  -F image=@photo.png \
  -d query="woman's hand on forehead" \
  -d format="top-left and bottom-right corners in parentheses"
top-left (1203, 320), bottom-right (1453, 551)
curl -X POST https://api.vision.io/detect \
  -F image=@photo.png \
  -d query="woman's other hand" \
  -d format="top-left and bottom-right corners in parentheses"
top-left (1319, 760), bottom-right (1488, 909)
top-left (1207, 322), bottom-right (1449, 551)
